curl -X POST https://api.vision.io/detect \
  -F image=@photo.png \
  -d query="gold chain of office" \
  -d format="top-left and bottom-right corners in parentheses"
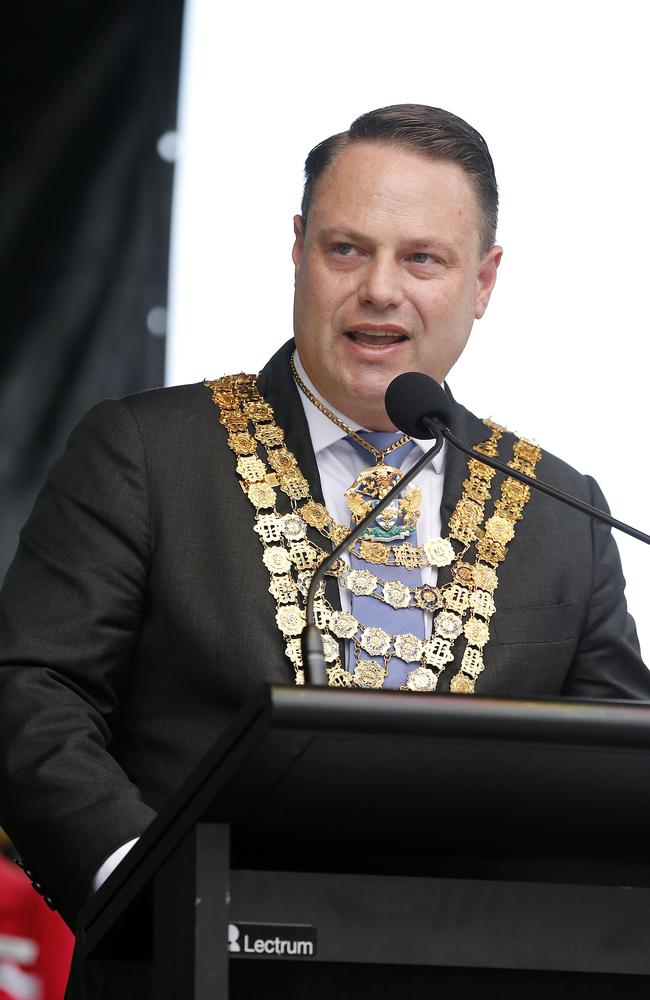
top-left (204, 373), bottom-right (541, 694)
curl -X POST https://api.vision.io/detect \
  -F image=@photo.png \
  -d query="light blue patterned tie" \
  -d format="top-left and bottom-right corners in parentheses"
top-left (346, 432), bottom-right (426, 689)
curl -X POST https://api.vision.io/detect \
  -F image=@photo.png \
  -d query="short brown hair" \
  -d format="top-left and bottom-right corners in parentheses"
top-left (300, 104), bottom-right (498, 252)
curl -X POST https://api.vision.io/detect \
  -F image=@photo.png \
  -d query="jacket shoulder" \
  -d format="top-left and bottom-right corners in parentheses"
top-left (120, 381), bottom-right (215, 419)
top-left (451, 397), bottom-right (595, 499)
top-left (72, 382), bottom-right (223, 450)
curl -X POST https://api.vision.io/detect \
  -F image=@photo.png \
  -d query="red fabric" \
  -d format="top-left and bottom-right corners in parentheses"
top-left (0, 856), bottom-right (74, 1000)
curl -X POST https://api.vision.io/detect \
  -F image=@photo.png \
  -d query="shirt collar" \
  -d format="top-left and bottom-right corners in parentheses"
top-left (292, 350), bottom-right (446, 474)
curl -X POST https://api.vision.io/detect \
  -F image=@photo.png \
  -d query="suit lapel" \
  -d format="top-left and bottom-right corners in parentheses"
top-left (257, 340), bottom-right (342, 612)
top-left (257, 339), bottom-right (327, 510)
top-left (436, 392), bottom-right (499, 695)
top-left (436, 388), bottom-right (491, 590)
top-left (438, 392), bottom-right (518, 692)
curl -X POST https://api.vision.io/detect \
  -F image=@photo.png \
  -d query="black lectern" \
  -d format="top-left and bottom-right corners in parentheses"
top-left (79, 687), bottom-right (650, 998)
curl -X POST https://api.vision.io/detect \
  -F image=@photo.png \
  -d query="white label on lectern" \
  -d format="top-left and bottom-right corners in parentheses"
top-left (227, 922), bottom-right (317, 959)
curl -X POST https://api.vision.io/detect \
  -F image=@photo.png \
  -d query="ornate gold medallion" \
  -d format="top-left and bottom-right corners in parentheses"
top-left (393, 633), bottom-right (424, 662)
top-left (403, 665), bottom-right (438, 692)
top-left (358, 541), bottom-right (390, 565)
top-left (281, 514), bottom-right (306, 541)
top-left (345, 465), bottom-right (422, 543)
top-left (422, 538), bottom-right (455, 567)
top-left (450, 673), bottom-right (475, 695)
top-left (329, 612), bottom-right (358, 640)
top-left (275, 605), bottom-right (305, 636)
top-left (267, 447), bottom-right (298, 475)
top-left (469, 590), bottom-right (496, 618)
top-left (463, 618), bottom-right (490, 647)
top-left (353, 660), bottom-right (387, 689)
top-left (347, 569), bottom-right (377, 596)
top-left (247, 481), bottom-right (276, 509)
top-left (413, 586), bottom-right (440, 612)
top-left (360, 626), bottom-right (391, 657)
top-left (434, 611), bottom-right (463, 640)
top-left (285, 638), bottom-right (302, 665)
top-left (262, 547), bottom-right (292, 574)
top-left (228, 431), bottom-right (257, 455)
top-left (321, 633), bottom-right (340, 662)
top-left (485, 514), bottom-right (515, 544)
top-left (452, 562), bottom-right (475, 587)
top-left (382, 580), bottom-right (411, 609)
top-left (474, 563), bottom-right (498, 592)
top-left (301, 500), bottom-right (331, 530)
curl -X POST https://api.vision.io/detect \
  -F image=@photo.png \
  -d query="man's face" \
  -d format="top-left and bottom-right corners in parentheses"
top-left (292, 142), bottom-right (502, 430)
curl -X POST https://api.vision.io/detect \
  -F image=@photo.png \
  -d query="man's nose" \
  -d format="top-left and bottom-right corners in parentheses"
top-left (358, 256), bottom-right (404, 310)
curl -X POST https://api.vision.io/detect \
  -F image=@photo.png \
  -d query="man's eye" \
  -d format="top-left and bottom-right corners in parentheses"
top-left (410, 252), bottom-right (432, 265)
top-left (334, 243), bottom-right (355, 256)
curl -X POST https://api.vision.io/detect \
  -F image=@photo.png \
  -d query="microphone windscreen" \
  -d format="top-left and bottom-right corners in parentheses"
top-left (385, 372), bottom-right (453, 438)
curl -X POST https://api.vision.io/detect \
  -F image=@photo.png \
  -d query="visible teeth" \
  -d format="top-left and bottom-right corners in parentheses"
top-left (348, 330), bottom-right (405, 347)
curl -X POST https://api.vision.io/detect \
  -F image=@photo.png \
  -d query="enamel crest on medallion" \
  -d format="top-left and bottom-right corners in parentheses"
top-left (344, 465), bottom-right (422, 543)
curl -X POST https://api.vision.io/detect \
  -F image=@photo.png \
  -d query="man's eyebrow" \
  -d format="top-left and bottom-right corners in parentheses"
top-left (409, 238), bottom-right (449, 250)
top-left (317, 227), bottom-right (456, 254)
top-left (405, 238), bottom-right (460, 257)
top-left (318, 227), bottom-right (370, 243)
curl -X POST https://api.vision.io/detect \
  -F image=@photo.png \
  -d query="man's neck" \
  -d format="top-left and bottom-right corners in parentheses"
top-left (292, 351), bottom-right (395, 432)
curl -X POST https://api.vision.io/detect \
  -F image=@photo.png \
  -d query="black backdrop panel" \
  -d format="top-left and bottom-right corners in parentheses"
top-left (1, 1), bottom-right (184, 581)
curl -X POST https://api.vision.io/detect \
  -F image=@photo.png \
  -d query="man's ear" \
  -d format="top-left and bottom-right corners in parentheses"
top-left (475, 244), bottom-right (503, 320)
top-left (292, 215), bottom-right (305, 269)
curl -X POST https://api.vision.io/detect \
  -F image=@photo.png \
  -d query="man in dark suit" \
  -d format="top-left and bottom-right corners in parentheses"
top-left (0, 104), bottom-right (648, 986)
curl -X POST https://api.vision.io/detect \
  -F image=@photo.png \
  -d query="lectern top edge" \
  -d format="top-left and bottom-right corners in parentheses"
top-left (268, 685), bottom-right (650, 747)
top-left (80, 685), bottom-right (650, 946)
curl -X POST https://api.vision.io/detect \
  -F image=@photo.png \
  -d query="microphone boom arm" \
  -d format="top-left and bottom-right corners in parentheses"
top-left (425, 417), bottom-right (650, 546)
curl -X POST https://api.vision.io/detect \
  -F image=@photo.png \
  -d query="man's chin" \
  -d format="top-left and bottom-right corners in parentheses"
top-left (331, 375), bottom-right (398, 429)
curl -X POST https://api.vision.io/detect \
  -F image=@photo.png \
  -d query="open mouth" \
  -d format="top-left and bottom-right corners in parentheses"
top-left (345, 329), bottom-right (408, 348)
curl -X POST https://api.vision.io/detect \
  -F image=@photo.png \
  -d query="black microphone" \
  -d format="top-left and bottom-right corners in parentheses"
top-left (384, 372), bottom-right (453, 437)
top-left (384, 371), bottom-right (650, 546)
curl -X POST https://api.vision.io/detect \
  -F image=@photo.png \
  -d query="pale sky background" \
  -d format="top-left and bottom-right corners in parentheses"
top-left (166, 0), bottom-right (650, 661)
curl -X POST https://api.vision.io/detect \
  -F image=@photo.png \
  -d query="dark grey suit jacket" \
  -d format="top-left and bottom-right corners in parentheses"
top-left (0, 339), bottom-right (647, 927)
